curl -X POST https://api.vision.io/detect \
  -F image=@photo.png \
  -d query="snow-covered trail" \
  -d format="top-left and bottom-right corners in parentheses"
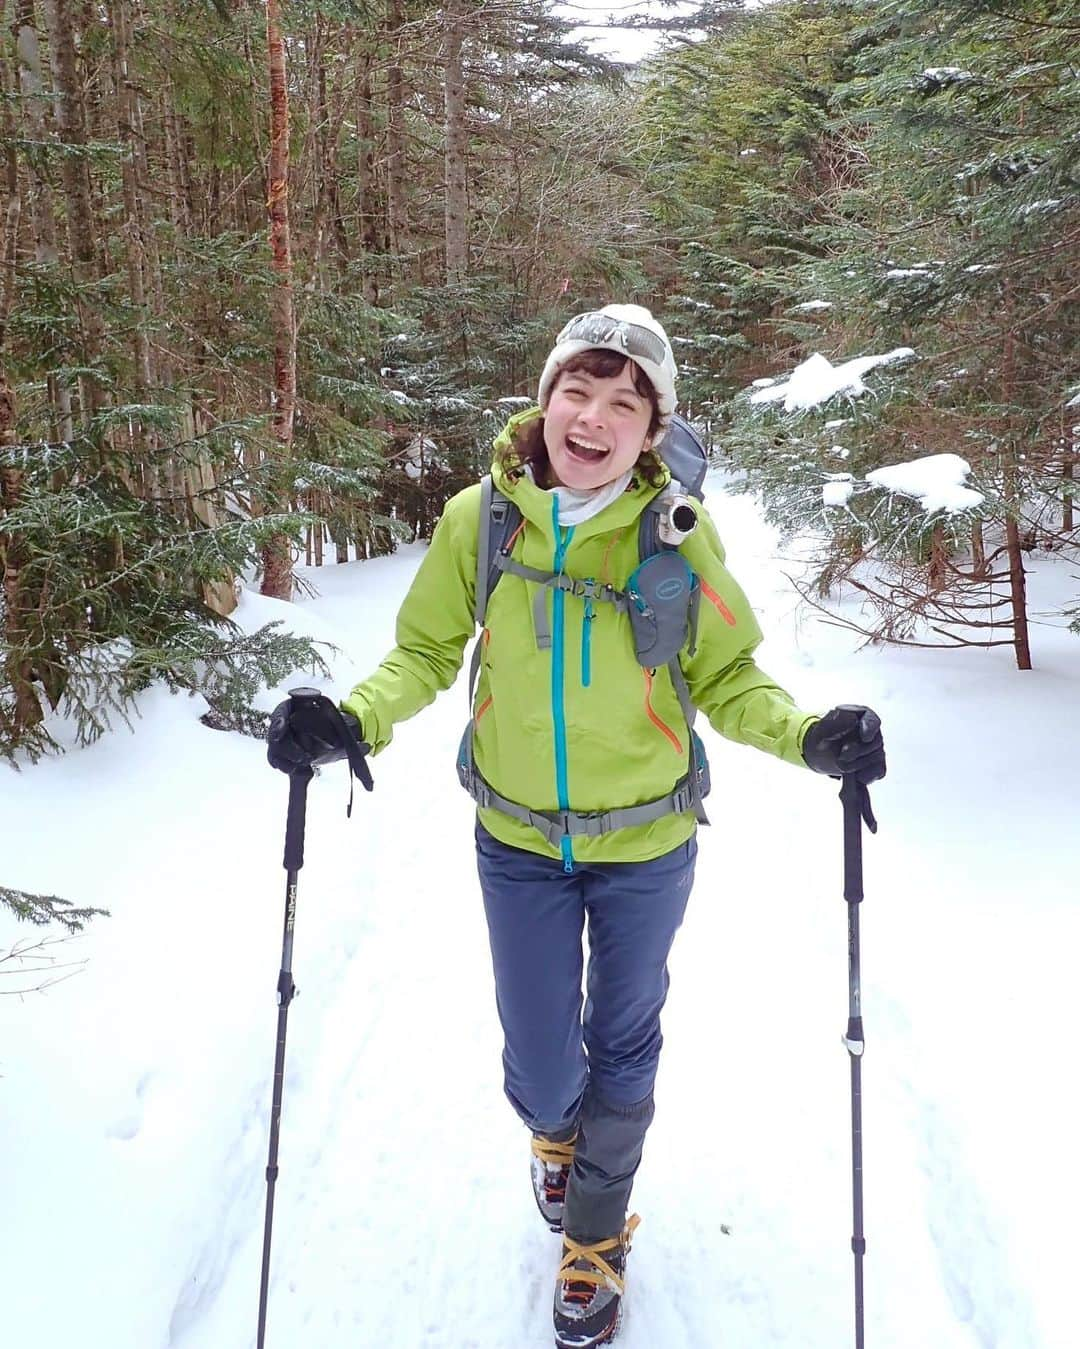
top-left (3, 473), bottom-right (1077, 1349)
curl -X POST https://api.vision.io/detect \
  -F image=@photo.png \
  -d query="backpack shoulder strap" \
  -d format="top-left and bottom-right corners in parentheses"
top-left (475, 474), bottom-right (522, 627)
top-left (475, 475), bottom-right (494, 626)
top-left (637, 494), bottom-right (664, 562)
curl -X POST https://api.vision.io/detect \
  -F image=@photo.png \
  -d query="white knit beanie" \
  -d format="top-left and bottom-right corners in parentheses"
top-left (536, 304), bottom-right (678, 429)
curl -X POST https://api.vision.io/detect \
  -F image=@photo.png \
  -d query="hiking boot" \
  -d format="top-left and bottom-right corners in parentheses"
top-left (530, 1132), bottom-right (578, 1233)
top-left (553, 1215), bottom-right (640, 1348)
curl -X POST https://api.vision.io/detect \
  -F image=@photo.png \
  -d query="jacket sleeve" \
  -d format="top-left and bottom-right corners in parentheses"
top-left (340, 485), bottom-right (479, 754)
top-left (679, 504), bottom-right (818, 768)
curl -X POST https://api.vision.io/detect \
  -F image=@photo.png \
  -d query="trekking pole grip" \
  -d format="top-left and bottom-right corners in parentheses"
top-left (283, 766), bottom-right (313, 871)
top-left (282, 686), bottom-right (321, 871)
top-left (840, 776), bottom-right (876, 903)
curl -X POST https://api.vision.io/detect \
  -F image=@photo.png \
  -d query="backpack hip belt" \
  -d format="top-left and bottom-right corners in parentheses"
top-left (457, 749), bottom-right (704, 850)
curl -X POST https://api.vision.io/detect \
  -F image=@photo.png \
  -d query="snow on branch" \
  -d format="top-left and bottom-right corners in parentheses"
top-left (817, 456), bottom-right (983, 517)
top-left (865, 454), bottom-right (984, 515)
top-left (747, 348), bottom-right (915, 413)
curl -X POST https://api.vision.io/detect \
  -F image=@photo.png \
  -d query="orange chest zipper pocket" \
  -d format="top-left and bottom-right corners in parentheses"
top-left (642, 668), bottom-right (683, 755)
top-left (475, 629), bottom-right (493, 724)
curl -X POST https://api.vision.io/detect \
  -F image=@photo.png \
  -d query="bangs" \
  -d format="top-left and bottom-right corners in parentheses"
top-left (560, 350), bottom-right (656, 408)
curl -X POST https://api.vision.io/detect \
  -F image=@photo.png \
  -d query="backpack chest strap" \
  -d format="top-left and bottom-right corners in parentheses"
top-left (494, 553), bottom-right (629, 650)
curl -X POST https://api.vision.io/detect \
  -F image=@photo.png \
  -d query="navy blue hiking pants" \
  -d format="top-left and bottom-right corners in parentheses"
top-left (475, 823), bottom-right (697, 1242)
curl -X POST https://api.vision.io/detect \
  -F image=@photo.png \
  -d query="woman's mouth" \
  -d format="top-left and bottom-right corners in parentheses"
top-left (565, 434), bottom-right (609, 464)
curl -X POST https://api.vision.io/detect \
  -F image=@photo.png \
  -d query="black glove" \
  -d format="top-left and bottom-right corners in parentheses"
top-left (802, 705), bottom-right (886, 784)
top-left (266, 695), bottom-right (369, 776)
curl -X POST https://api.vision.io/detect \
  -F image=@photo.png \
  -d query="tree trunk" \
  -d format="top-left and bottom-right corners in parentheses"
top-left (260, 0), bottom-right (297, 600)
top-left (0, 372), bottom-right (44, 735)
top-left (927, 525), bottom-right (947, 592)
top-left (109, 0), bottom-right (154, 464)
top-left (40, 0), bottom-right (107, 421)
top-left (163, 80), bottom-right (194, 234)
top-left (305, 19), bottom-right (350, 290)
top-left (16, 0), bottom-right (75, 440)
top-left (1004, 496), bottom-right (1032, 670)
top-left (0, 35), bottom-right (20, 355)
top-left (0, 30), bottom-right (40, 736)
top-left (970, 521), bottom-right (987, 578)
top-left (385, 0), bottom-right (409, 277)
top-left (356, 49), bottom-right (379, 304)
top-left (443, 0), bottom-right (468, 287)
top-left (1000, 309), bottom-right (1031, 670)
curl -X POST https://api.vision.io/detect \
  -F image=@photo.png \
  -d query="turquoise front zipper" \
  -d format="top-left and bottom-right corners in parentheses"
top-left (581, 593), bottom-right (594, 688)
top-left (550, 498), bottom-right (576, 872)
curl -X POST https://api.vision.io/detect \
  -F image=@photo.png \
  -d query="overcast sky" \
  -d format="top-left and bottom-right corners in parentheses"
top-left (553, 1), bottom-right (702, 63)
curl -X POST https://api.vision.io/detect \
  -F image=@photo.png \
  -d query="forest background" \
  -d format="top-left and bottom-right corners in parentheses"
top-left (1, 0), bottom-right (1077, 924)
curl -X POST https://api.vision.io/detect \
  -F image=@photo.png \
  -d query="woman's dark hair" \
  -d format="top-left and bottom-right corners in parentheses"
top-left (497, 349), bottom-right (666, 488)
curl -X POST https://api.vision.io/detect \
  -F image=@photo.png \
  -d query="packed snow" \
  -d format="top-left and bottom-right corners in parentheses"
top-left (866, 454), bottom-right (984, 515)
top-left (748, 348), bottom-right (916, 413)
top-left (3, 472), bottom-right (1078, 1349)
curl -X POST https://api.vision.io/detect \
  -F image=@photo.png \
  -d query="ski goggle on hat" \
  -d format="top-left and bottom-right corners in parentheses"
top-left (537, 303), bottom-right (678, 429)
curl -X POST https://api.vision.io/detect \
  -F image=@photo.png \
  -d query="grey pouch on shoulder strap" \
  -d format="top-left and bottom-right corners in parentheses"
top-left (625, 551), bottom-right (700, 667)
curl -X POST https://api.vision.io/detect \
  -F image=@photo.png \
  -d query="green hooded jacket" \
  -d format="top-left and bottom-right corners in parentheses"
top-left (342, 409), bottom-right (818, 864)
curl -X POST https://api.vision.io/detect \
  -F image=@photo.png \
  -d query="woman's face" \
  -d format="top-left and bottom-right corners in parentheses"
top-left (543, 362), bottom-right (653, 490)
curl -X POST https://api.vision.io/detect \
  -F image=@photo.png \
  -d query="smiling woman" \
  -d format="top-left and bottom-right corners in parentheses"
top-left (268, 300), bottom-right (885, 1349)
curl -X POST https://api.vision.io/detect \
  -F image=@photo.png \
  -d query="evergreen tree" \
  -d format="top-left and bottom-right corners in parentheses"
top-left (665, 0), bottom-right (1079, 669)
top-left (635, 1), bottom-right (869, 422)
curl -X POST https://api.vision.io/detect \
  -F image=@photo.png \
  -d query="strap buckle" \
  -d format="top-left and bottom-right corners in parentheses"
top-left (576, 811), bottom-right (612, 837)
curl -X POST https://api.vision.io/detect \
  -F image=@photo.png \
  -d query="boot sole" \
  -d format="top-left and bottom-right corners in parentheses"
top-left (553, 1302), bottom-right (622, 1348)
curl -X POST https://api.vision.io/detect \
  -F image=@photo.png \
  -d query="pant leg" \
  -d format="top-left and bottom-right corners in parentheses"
top-left (474, 824), bottom-right (588, 1135)
top-left (562, 835), bottom-right (697, 1241)
top-left (562, 1086), bottom-right (655, 1243)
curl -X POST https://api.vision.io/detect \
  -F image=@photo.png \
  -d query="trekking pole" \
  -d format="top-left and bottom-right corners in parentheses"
top-left (840, 773), bottom-right (877, 1349)
top-left (257, 689), bottom-right (320, 1349)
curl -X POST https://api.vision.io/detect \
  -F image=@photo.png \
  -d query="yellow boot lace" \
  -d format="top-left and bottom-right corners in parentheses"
top-left (531, 1133), bottom-right (578, 1167)
top-left (557, 1214), bottom-right (641, 1297)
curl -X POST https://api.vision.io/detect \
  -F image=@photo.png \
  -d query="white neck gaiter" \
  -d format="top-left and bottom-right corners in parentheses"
top-left (525, 464), bottom-right (634, 527)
